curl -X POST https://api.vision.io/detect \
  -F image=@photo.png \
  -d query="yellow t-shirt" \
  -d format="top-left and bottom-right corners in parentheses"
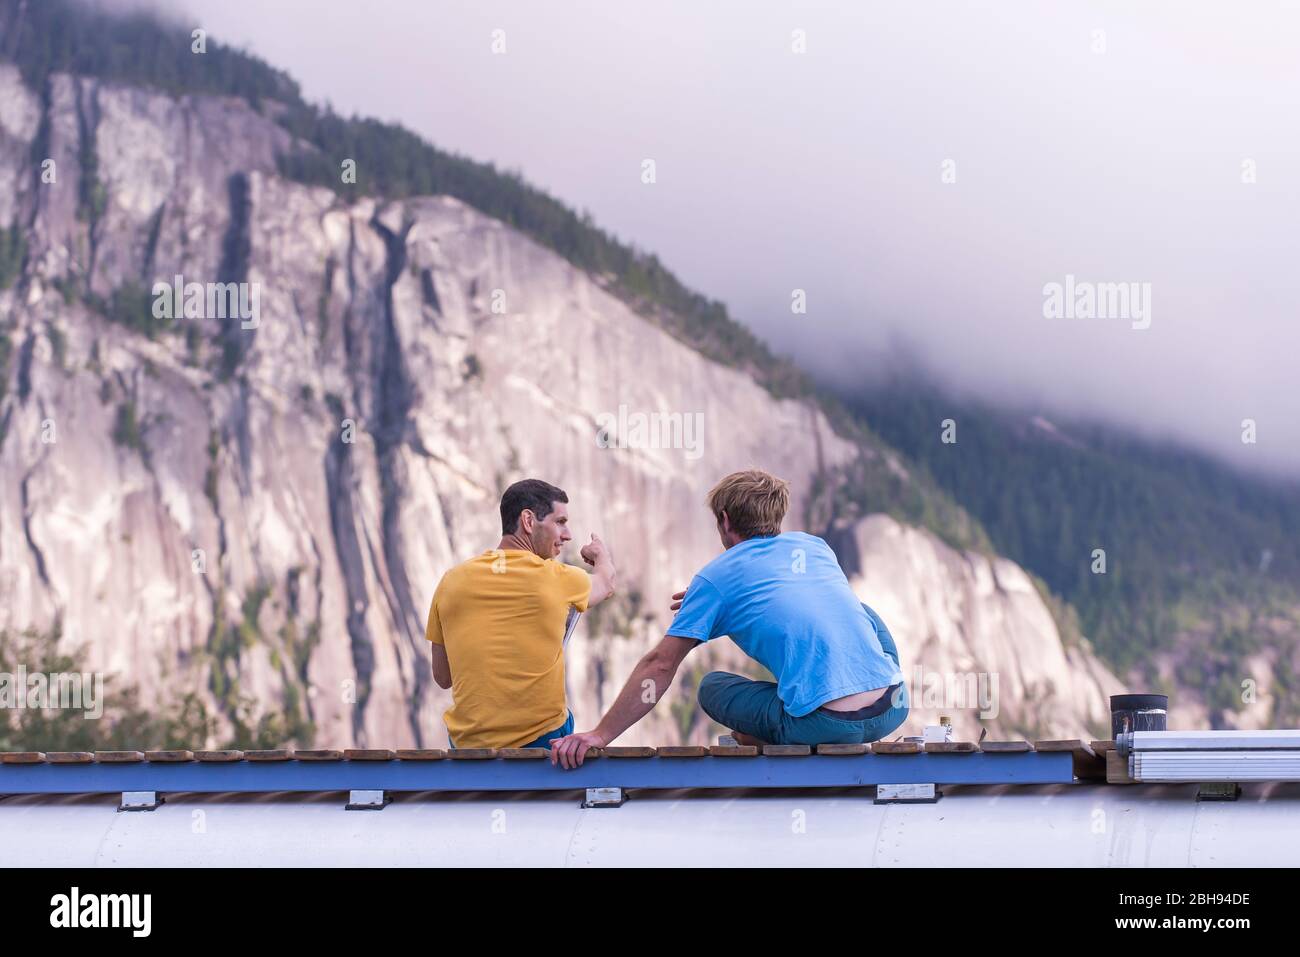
top-left (426, 550), bottom-right (591, 749)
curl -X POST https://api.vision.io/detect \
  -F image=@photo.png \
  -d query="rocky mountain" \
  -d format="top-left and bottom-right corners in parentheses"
top-left (0, 15), bottom-right (1125, 747)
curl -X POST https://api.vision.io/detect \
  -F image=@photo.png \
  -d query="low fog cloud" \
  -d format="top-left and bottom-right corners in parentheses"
top-left (105, 0), bottom-right (1300, 475)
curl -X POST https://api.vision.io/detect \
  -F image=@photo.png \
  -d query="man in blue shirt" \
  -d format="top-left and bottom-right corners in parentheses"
top-left (551, 469), bottom-right (909, 767)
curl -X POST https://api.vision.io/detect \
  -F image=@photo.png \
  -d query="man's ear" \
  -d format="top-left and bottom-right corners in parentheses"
top-left (719, 510), bottom-right (732, 535)
top-left (519, 509), bottom-right (535, 534)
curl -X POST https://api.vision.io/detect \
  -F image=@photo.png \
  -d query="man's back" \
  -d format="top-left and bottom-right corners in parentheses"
top-left (427, 550), bottom-right (590, 748)
top-left (668, 531), bottom-right (902, 715)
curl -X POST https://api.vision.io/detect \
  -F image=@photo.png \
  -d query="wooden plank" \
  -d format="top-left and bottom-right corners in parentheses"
top-left (815, 743), bottom-right (870, 755)
top-left (1091, 740), bottom-right (1117, 753)
top-left (1034, 739), bottom-right (1096, 755)
top-left (94, 751), bottom-right (144, 763)
top-left (447, 749), bottom-right (497, 760)
top-left (293, 750), bottom-right (343, 761)
top-left (195, 750), bottom-right (243, 762)
top-left (395, 749), bottom-right (445, 760)
top-left (46, 752), bottom-right (94, 763)
top-left (980, 740), bottom-right (1034, 753)
top-left (499, 748), bottom-right (548, 759)
top-left (762, 745), bottom-right (811, 756)
top-left (924, 741), bottom-right (979, 753)
top-left (345, 749), bottom-right (395, 761)
top-left (709, 745), bottom-right (759, 757)
top-left (602, 747), bottom-right (656, 758)
top-left (658, 746), bottom-right (708, 757)
top-left (243, 750), bottom-right (291, 762)
top-left (1106, 750), bottom-right (1137, 784)
top-left (872, 741), bottom-right (921, 754)
top-left (145, 750), bottom-right (194, 762)
top-left (0, 752), bottom-right (45, 764)
top-left (1035, 739), bottom-right (1105, 780)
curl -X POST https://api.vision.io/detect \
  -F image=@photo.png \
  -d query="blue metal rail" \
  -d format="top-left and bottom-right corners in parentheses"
top-left (0, 752), bottom-right (1074, 795)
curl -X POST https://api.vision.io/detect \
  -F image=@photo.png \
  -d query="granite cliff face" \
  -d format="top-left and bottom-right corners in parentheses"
top-left (0, 63), bottom-right (1124, 746)
top-left (836, 515), bottom-right (1125, 740)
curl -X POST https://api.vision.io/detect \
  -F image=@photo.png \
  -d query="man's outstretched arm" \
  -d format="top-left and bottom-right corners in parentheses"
top-left (550, 634), bottom-right (698, 768)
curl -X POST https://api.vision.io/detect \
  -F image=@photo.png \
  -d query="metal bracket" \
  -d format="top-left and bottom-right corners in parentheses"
top-left (1196, 782), bottom-right (1241, 802)
top-left (119, 790), bottom-right (163, 812)
top-left (346, 789), bottom-right (391, 810)
top-left (875, 783), bottom-right (941, 804)
top-left (582, 786), bottom-right (626, 808)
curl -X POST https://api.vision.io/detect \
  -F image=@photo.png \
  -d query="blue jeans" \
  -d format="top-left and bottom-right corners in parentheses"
top-left (448, 710), bottom-right (574, 750)
top-left (697, 604), bottom-right (909, 746)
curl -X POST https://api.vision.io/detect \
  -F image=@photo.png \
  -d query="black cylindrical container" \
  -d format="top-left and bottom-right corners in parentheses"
top-left (1110, 694), bottom-right (1168, 737)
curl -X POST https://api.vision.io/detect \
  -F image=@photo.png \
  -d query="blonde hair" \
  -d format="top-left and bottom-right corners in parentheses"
top-left (706, 469), bottom-right (790, 539)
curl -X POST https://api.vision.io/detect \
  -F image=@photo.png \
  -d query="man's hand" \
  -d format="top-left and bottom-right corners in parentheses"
top-left (669, 589), bottom-right (686, 612)
top-left (583, 534), bottom-right (617, 607)
top-left (548, 636), bottom-right (697, 762)
top-left (580, 533), bottom-right (606, 567)
top-left (549, 730), bottom-right (607, 769)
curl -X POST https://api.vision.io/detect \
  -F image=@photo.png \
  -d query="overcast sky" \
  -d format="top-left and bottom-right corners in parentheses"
top-left (104, 0), bottom-right (1300, 476)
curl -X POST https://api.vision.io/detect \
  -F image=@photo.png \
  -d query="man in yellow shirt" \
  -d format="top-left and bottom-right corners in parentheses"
top-left (425, 479), bottom-right (617, 749)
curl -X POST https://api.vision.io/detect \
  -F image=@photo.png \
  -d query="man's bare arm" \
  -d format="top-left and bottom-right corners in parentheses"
top-left (581, 533), bottom-right (617, 607)
top-left (430, 642), bottom-right (452, 689)
top-left (549, 634), bottom-right (698, 768)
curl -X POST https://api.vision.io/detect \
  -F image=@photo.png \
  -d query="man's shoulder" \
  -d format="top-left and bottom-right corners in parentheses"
top-left (699, 531), bottom-right (837, 585)
top-left (544, 558), bottom-right (587, 580)
top-left (693, 549), bottom-right (734, 585)
top-left (437, 552), bottom-right (494, 589)
top-left (777, 530), bottom-right (839, 563)
top-left (449, 551), bottom-right (493, 573)
top-left (437, 552), bottom-right (576, 607)
top-left (781, 530), bottom-right (829, 549)
top-left (717, 531), bottom-right (829, 563)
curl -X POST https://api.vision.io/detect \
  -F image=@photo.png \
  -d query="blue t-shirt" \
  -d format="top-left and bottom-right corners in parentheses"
top-left (667, 531), bottom-right (903, 716)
